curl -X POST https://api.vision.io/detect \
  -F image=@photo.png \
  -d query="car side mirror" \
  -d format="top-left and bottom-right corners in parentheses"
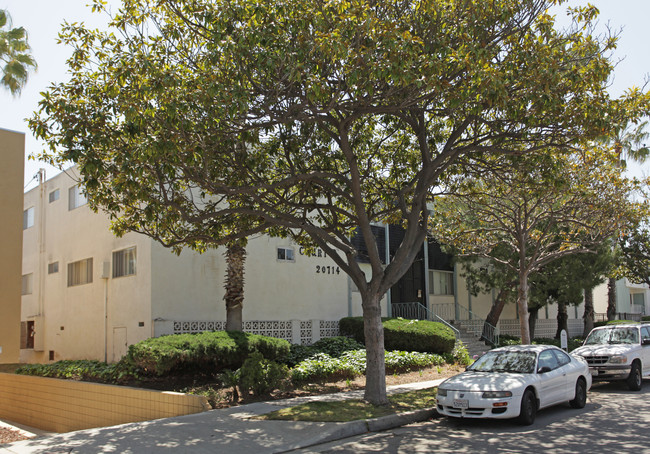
top-left (537, 366), bottom-right (551, 374)
top-left (643, 339), bottom-right (650, 346)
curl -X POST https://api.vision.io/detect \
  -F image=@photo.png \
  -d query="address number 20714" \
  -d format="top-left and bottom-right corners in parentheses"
top-left (316, 265), bottom-right (340, 275)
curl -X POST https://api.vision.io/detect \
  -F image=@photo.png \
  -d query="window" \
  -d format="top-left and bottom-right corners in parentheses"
top-left (277, 247), bottom-right (294, 261)
top-left (552, 349), bottom-right (571, 367)
top-left (49, 189), bottom-right (60, 203)
top-left (538, 350), bottom-right (559, 372)
top-left (113, 247), bottom-right (136, 278)
top-left (68, 185), bottom-right (87, 210)
top-left (23, 207), bottom-right (34, 230)
top-left (21, 274), bottom-right (33, 295)
top-left (48, 262), bottom-right (59, 274)
top-left (67, 258), bottom-right (93, 286)
top-left (429, 270), bottom-right (454, 295)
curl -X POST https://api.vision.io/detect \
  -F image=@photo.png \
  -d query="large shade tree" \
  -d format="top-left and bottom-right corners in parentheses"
top-left (599, 121), bottom-right (650, 320)
top-left (431, 149), bottom-right (645, 344)
top-left (31, 0), bottom-right (643, 404)
top-left (0, 9), bottom-right (37, 95)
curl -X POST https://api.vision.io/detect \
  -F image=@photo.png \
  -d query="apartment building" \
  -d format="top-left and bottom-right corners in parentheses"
top-left (20, 167), bottom-right (620, 363)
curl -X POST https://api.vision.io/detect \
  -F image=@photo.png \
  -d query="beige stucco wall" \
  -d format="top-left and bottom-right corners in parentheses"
top-left (22, 169), bottom-right (153, 363)
top-left (151, 235), bottom-right (366, 323)
top-left (0, 129), bottom-right (24, 363)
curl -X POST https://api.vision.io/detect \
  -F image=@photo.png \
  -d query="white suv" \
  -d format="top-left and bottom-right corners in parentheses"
top-left (572, 323), bottom-right (650, 391)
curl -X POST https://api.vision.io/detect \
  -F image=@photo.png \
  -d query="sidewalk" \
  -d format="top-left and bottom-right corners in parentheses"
top-left (0, 379), bottom-right (444, 454)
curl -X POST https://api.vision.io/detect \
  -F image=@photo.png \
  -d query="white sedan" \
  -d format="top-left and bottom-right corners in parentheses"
top-left (436, 345), bottom-right (592, 425)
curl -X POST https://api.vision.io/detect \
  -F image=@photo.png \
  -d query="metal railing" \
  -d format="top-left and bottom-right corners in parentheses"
top-left (429, 303), bottom-right (499, 346)
top-left (391, 302), bottom-right (460, 338)
top-left (595, 312), bottom-right (644, 323)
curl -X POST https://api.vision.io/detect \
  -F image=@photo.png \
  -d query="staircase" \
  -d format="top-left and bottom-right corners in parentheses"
top-left (452, 323), bottom-right (492, 358)
top-left (391, 302), bottom-right (497, 358)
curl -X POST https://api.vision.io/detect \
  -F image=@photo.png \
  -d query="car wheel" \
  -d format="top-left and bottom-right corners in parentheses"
top-left (569, 378), bottom-right (587, 409)
top-left (627, 361), bottom-right (642, 391)
top-left (518, 389), bottom-right (536, 426)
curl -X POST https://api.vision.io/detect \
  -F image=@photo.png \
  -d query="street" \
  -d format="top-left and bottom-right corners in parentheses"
top-left (295, 381), bottom-right (650, 454)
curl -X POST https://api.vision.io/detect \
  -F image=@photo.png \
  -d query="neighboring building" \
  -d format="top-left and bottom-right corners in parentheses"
top-left (21, 168), bottom-right (603, 364)
top-left (0, 128), bottom-right (24, 364)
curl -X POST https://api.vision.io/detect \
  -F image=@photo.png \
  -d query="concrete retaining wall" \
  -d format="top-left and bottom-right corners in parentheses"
top-left (0, 373), bottom-right (210, 433)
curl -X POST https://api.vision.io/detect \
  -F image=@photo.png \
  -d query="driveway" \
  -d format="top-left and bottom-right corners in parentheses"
top-left (301, 381), bottom-right (650, 453)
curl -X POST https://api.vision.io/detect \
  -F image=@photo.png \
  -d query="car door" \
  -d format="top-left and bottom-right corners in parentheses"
top-left (536, 349), bottom-right (566, 408)
top-left (640, 327), bottom-right (650, 377)
top-left (552, 349), bottom-right (574, 401)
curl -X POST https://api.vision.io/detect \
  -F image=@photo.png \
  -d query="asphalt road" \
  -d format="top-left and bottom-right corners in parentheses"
top-left (295, 381), bottom-right (650, 454)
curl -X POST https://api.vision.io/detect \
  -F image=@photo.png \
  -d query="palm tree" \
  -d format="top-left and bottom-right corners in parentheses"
top-left (601, 121), bottom-right (649, 320)
top-left (0, 9), bottom-right (37, 95)
top-left (223, 241), bottom-right (246, 331)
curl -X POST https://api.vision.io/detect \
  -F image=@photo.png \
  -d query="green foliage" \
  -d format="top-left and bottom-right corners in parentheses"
top-left (0, 9), bottom-right (37, 95)
top-left (642, 316), bottom-right (650, 322)
top-left (339, 317), bottom-right (455, 354)
top-left (382, 318), bottom-right (456, 354)
top-left (594, 320), bottom-right (639, 328)
top-left (285, 336), bottom-right (364, 367)
top-left (124, 331), bottom-right (290, 376)
top-left (447, 341), bottom-right (472, 366)
top-left (238, 352), bottom-right (289, 396)
top-left (495, 335), bottom-right (584, 352)
top-left (217, 369), bottom-right (241, 402)
top-left (15, 360), bottom-right (137, 383)
top-left (290, 349), bottom-right (447, 383)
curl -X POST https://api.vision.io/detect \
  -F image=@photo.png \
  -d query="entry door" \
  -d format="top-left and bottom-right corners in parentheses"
top-left (112, 327), bottom-right (128, 363)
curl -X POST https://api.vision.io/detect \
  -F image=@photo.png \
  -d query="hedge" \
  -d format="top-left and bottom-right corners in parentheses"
top-left (339, 317), bottom-right (456, 354)
top-left (124, 330), bottom-right (290, 376)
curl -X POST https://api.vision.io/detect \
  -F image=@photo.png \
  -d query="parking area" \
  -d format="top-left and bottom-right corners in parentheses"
top-left (303, 381), bottom-right (650, 453)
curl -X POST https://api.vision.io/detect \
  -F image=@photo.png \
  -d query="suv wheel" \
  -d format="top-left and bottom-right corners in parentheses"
top-left (569, 378), bottom-right (587, 409)
top-left (627, 361), bottom-right (642, 391)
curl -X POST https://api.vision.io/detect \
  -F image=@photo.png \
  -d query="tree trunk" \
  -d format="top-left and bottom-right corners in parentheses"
top-left (482, 289), bottom-right (507, 343)
top-left (607, 277), bottom-right (617, 321)
top-left (528, 307), bottom-right (538, 341)
top-left (583, 287), bottom-right (595, 337)
top-left (362, 292), bottom-right (388, 406)
top-left (224, 242), bottom-right (246, 331)
top-left (555, 301), bottom-right (568, 339)
top-left (518, 271), bottom-right (531, 344)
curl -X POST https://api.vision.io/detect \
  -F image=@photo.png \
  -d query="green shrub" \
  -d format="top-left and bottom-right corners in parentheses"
top-left (642, 316), bottom-right (650, 322)
top-left (447, 341), bottom-right (472, 365)
top-left (285, 336), bottom-right (365, 367)
top-left (124, 331), bottom-right (290, 376)
top-left (290, 349), bottom-right (449, 383)
top-left (312, 336), bottom-right (364, 357)
top-left (594, 320), bottom-right (638, 328)
top-left (290, 353), bottom-right (360, 383)
top-left (15, 360), bottom-right (137, 383)
top-left (495, 336), bottom-right (584, 352)
top-left (339, 317), bottom-right (456, 354)
top-left (285, 344), bottom-right (318, 367)
top-left (238, 352), bottom-right (289, 396)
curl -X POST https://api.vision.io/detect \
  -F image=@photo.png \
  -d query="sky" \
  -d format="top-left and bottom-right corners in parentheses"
top-left (2, 0), bottom-right (650, 191)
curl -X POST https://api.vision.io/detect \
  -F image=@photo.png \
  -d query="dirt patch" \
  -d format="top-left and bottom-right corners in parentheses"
top-left (182, 364), bottom-right (465, 409)
top-left (0, 427), bottom-right (30, 445)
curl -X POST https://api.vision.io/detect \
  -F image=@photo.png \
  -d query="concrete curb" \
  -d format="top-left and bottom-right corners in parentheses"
top-left (295, 407), bottom-right (441, 452)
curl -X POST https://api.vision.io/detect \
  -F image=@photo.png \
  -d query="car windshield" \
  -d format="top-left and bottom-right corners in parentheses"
top-left (584, 327), bottom-right (639, 345)
top-left (467, 351), bottom-right (536, 374)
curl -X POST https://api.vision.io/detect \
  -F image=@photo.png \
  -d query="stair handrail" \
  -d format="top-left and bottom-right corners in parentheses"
top-left (391, 302), bottom-right (460, 338)
top-left (450, 303), bottom-right (500, 346)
